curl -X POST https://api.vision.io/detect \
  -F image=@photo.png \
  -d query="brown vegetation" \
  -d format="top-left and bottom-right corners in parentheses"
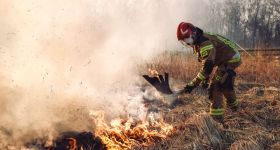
top-left (138, 50), bottom-right (280, 150)
top-left (140, 51), bottom-right (280, 85)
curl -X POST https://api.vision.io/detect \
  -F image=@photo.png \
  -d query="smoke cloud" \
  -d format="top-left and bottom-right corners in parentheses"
top-left (0, 0), bottom-right (209, 147)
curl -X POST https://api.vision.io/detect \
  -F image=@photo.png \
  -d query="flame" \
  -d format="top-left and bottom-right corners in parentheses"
top-left (90, 111), bottom-right (174, 150)
top-left (148, 68), bottom-right (159, 77)
top-left (67, 138), bottom-right (78, 150)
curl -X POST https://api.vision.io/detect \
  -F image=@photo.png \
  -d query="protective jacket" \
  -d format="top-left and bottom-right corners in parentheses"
top-left (190, 32), bottom-right (241, 86)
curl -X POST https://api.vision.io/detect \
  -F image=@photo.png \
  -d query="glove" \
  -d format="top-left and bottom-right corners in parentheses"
top-left (183, 83), bottom-right (195, 93)
top-left (200, 79), bottom-right (209, 89)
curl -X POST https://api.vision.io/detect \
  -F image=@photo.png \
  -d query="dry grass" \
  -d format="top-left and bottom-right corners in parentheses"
top-left (237, 54), bottom-right (280, 85)
top-left (139, 51), bottom-right (199, 82)
top-left (138, 50), bottom-right (280, 150)
top-left (139, 51), bottom-right (280, 85)
top-left (144, 81), bottom-right (280, 150)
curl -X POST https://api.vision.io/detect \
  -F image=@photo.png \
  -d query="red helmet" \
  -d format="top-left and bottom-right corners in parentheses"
top-left (177, 22), bottom-right (196, 41)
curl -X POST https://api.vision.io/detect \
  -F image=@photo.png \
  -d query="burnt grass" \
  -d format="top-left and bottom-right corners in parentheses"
top-left (143, 83), bottom-right (280, 150)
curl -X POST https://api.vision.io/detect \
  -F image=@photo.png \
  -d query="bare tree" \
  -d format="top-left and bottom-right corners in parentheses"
top-left (204, 0), bottom-right (280, 48)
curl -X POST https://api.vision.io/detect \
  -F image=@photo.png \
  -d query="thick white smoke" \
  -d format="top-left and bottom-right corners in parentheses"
top-left (0, 0), bottom-right (209, 147)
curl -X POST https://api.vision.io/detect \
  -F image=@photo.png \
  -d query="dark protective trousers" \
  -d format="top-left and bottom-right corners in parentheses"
top-left (208, 61), bottom-right (241, 117)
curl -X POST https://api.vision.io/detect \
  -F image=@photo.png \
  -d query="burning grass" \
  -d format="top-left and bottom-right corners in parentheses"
top-left (90, 111), bottom-right (174, 150)
top-left (45, 110), bottom-right (174, 150)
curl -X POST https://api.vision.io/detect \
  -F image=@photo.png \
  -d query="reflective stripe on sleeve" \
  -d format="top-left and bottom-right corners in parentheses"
top-left (196, 72), bottom-right (206, 81)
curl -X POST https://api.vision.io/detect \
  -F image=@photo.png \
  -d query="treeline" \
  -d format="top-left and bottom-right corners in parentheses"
top-left (205, 0), bottom-right (280, 48)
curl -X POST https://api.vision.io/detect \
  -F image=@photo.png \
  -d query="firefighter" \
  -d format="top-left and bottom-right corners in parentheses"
top-left (177, 22), bottom-right (241, 121)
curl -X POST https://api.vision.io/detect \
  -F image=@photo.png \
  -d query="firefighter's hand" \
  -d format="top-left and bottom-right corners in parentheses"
top-left (183, 83), bottom-right (195, 93)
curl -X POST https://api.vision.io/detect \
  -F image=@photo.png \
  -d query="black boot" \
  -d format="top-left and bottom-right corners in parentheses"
top-left (211, 115), bottom-right (224, 123)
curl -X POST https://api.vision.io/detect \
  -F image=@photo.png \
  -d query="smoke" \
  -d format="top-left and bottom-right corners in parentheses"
top-left (0, 0), bottom-right (209, 147)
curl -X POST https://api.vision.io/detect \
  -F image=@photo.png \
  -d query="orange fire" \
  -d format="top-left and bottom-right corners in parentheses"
top-left (66, 138), bottom-right (78, 150)
top-left (148, 68), bottom-right (159, 77)
top-left (90, 111), bottom-right (174, 150)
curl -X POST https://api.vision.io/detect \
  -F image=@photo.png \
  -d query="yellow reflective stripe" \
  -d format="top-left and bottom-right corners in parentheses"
top-left (197, 72), bottom-right (206, 80)
top-left (210, 108), bottom-right (224, 116)
top-left (228, 53), bottom-right (241, 63)
top-left (200, 44), bottom-right (214, 58)
top-left (216, 35), bottom-right (236, 49)
top-left (210, 108), bottom-right (224, 112)
top-left (201, 45), bottom-right (214, 51)
top-left (210, 112), bottom-right (224, 116)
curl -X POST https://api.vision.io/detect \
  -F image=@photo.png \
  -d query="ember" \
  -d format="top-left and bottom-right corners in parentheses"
top-left (47, 132), bottom-right (106, 150)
